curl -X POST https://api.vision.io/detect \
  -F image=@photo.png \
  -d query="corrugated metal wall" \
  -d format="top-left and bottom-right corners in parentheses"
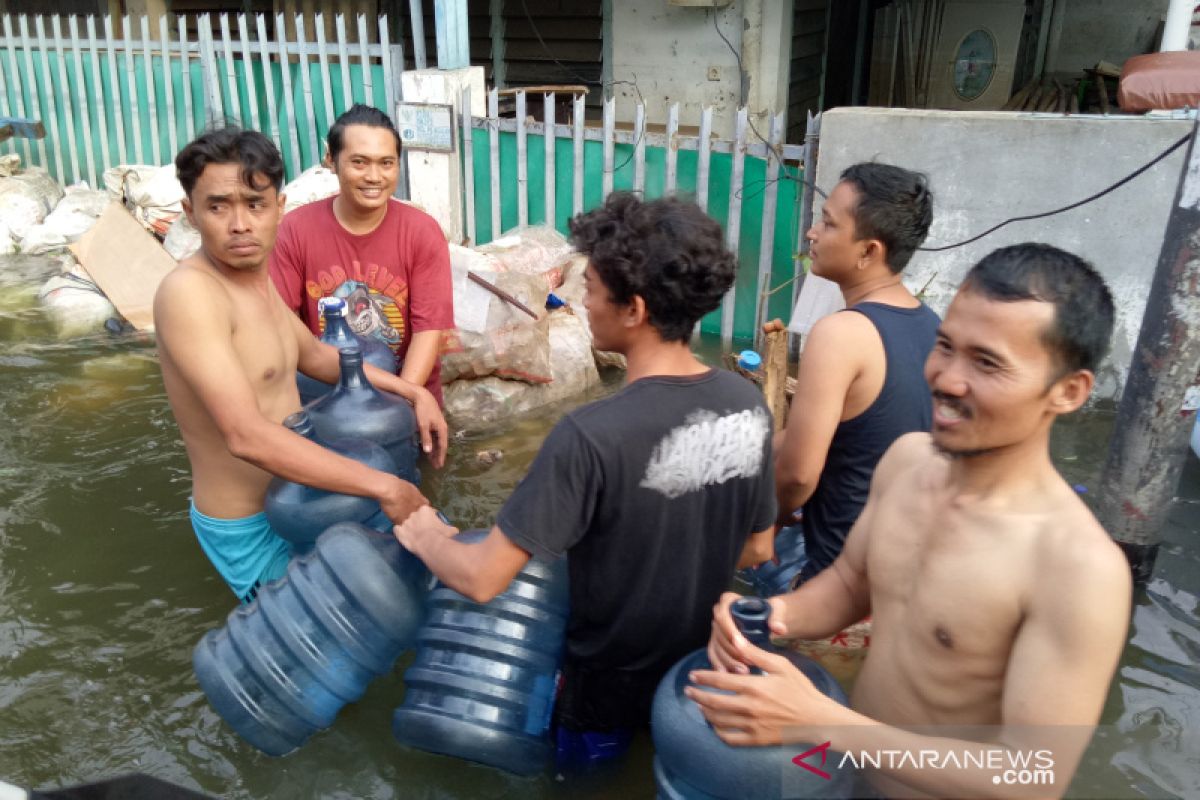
top-left (789, 0), bottom-right (828, 143)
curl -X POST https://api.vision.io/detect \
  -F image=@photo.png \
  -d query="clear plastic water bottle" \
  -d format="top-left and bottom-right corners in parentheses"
top-left (264, 411), bottom-right (398, 554)
top-left (651, 597), bottom-right (853, 798)
top-left (391, 529), bottom-right (569, 775)
top-left (305, 347), bottom-right (420, 485)
top-left (193, 522), bottom-right (429, 756)
top-left (297, 297), bottom-right (398, 404)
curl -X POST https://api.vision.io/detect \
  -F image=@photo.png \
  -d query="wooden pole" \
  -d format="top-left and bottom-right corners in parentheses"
top-left (762, 319), bottom-right (788, 431)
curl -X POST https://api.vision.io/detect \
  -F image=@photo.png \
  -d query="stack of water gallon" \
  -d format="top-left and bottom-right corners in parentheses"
top-left (192, 304), bottom-right (571, 774)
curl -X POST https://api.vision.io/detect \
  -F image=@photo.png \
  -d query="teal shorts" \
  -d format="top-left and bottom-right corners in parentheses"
top-left (189, 501), bottom-right (292, 604)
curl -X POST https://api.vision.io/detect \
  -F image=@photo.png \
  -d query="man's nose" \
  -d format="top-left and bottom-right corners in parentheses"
top-left (805, 224), bottom-right (818, 243)
top-left (230, 205), bottom-right (251, 231)
top-left (930, 356), bottom-right (968, 396)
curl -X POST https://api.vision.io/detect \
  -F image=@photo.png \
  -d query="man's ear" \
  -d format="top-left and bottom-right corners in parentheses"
top-left (860, 238), bottom-right (887, 270)
top-left (625, 294), bottom-right (648, 328)
top-left (276, 193), bottom-right (288, 223)
top-left (182, 196), bottom-right (195, 226)
top-left (323, 149), bottom-right (334, 169)
top-left (1049, 369), bottom-right (1095, 415)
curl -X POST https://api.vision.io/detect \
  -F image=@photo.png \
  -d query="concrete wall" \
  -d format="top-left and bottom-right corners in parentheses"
top-left (609, 0), bottom-right (792, 138)
top-left (1048, 0), bottom-right (1169, 74)
top-left (805, 107), bottom-right (1191, 399)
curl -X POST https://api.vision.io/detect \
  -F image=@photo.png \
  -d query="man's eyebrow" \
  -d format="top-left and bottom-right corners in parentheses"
top-left (970, 344), bottom-right (1008, 363)
top-left (202, 193), bottom-right (231, 203)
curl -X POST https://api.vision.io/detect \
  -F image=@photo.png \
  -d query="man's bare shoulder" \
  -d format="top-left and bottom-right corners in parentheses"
top-left (805, 308), bottom-right (880, 354)
top-left (873, 431), bottom-right (938, 488)
top-left (1035, 494), bottom-right (1130, 592)
top-left (153, 261), bottom-right (232, 327)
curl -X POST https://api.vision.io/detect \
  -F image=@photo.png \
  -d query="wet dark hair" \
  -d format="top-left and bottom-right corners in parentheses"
top-left (961, 243), bottom-right (1114, 375)
top-left (839, 162), bottom-right (933, 273)
top-left (568, 193), bottom-right (737, 343)
top-left (327, 104), bottom-right (403, 160)
top-left (175, 126), bottom-right (285, 198)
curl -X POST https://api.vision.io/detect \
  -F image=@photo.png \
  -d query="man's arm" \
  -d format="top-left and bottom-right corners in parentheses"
top-left (737, 525), bottom-right (776, 570)
top-left (689, 532), bottom-right (1130, 798)
top-left (393, 506), bottom-right (531, 603)
top-left (154, 269), bottom-right (426, 522)
top-left (709, 433), bottom-right (930, 673)
top-left (291, 311), bottom-right (448, 467)
top-left (775, 313), bottom-right (873, 523)
top-left (399, 329), bottom-right (442, 391)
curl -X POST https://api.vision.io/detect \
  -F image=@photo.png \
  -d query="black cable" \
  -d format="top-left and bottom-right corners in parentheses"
top-left (917, 133), bottom-right (1190, 252)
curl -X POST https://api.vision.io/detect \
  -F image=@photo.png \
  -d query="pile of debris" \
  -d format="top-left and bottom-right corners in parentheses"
top-left (0, 156), bottom-right (622, 425)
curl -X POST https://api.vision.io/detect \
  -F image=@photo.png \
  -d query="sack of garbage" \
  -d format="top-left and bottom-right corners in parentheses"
top-left (554, 252), bottom-right (626, 370)
top-left (163, 212), bottom-right (201, 261)
top-left (443, 309), bottom-right (600, 430)
top-left (38, 263), bottom-right (121, 338)
top-left (282, 165), bottom-right (341, 215)
top-left (443, 263), bottom-right (554, 383)
top-left (0, 220), bottom-right (15, 256)
top-left (18, 187), bottom-right (110, 255)
top-left (103, 164), bottom-right (184, 236)
top-left (474, 225), bottom-right (572, 290)
top-left (0, 154), bottom-right (21, 178)
top-left (0, 167), bottom-right (65, 241)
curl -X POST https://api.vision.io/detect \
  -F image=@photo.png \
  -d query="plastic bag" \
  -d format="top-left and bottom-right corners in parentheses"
top-left (443, 309), bottom-right (600, 430)
top-left (282, 165), bottom-right (341, 215)
top-left (38, 264), bottom-right (121, 338)
top-left (442, 267), bottom-right (554, 383)
top-left (0, 167), bottom-right (65, 241)
top-left (19, 187), bottom-right (110, 255)
top-left (0, 220), bottom-right (14, 256)
top-left (163, 212), bottom-right (201, 261)
top-left (103, 164), bottom-right (183, 236)
top-left (554, 252), bottom-right (626, 370)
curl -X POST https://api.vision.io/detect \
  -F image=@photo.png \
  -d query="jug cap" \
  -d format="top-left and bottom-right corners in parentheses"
top-left (319, 297), bottom-right (347, 317)
top-left (737, 350), bottom-right (761, 371)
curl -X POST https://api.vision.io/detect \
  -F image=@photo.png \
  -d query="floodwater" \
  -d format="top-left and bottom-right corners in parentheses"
top-left (0, 253), bottom-right (1198, 799)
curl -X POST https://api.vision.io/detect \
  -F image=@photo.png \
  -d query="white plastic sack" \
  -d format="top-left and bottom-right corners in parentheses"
top-left (18, 187), bottom-right (110, 255)
top-left (0, 154), bottom-right (21, 178)
top-left (477, 225), bottom-right (573, 278)
top-left (282, 165), bottom-right (341, 215)
top-left (443, 309), bottom-right (600, 430)
top-left (104, 164), bottom-right (183, 235)
top-left (38, 265), bottom-right (120, 338)
top-left (0, 167), bottom-right (65, 241)
top-left (163, 212), bottom-right (201, 261)
top-left (553, 252), bottom-right (626, 370)
top-left (0, 220), bottom-right (14, 256)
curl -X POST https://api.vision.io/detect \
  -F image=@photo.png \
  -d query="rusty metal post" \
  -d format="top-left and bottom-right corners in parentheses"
top-left (1097, 115), bottom-right (1200, 583)
top-left (762, 319), bottom-right (789, 432)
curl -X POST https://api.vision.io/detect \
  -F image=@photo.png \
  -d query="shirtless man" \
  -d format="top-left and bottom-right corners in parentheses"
top-left (154, 126), bottom-right (447, 604)
top-left (691, 243), bottom-right (1132, 797)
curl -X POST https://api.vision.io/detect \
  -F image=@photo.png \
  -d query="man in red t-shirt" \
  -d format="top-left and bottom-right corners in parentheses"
top-left (270, 104), bottom-right (454, 405)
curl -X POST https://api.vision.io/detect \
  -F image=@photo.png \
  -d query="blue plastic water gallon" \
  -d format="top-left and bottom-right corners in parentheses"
top-left (305, 347), bottom-right (420, 484)
top-left (297, 297), bottom-right (398, 404)
top-left (738, 524), bottom-right (808, 598)
top-left (264, 411), bottom-right (398, 554)
top-left (193, 522), bottom-right (430, 756)
top-left (651, 598), bottom-right (853, 799)
top-left (392, 529), bottom-right (569, 775)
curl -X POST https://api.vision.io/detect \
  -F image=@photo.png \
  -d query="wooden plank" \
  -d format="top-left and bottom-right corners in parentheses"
top-left (357, 14), bottom-right (373, 106)
top-left (762, 319), bottom-right (788, 431)
top-left (199, 14), bottom-right (223, 127)
top-left (1002, 76), bottom-right (1038, 111)
top-left (218, 14), bottom-right (241, 124)
top-left (275, 12), bottom-right (302, 176)
top-left (140, 15), bottom-right (162, 165)
top-left (543, 91), bottom-right (555, 227)
top-left (33, 15), bottom-right (66, 177)
top-left (68, 16), bottom-right (98, 184)
top-left (336, 14), bottom-right (352, 115)
top-left (632, 101), bottom-right (645, 194)
top-left (314, 12), bottom-right (336, 128)
top-left (236, 14), bottom-right (261, 133)
top-left (158, 15), bottom-right (179, 159)
top-left (722, 106), bottom-right (747, 346)
top-left (664, 101), bottom-right (679, 195)
top-left (601, 94), bottom-right (614, 200)
top-left (754, 111), bottom-right (784, 338)
top-left (462, 85), bottom-right (475, 244)
top-left (516, 89), bottom-right (527, 227)
top-left (696, 106), bottom-right (712, 212)
top-left (488, 87), bottom-right (500, 238)
top-left (254, 14), bottom-right (280, 153)
top-left (177, 15), bottom-right (195, 143)
top-left (408, 0), bottom-right (427, 69)
top-left (70, 202), bottom-right (178, 332)
top-left (1, 14), bottom-right (34, 166)
top-left (572, 91), bottom-right (584, 215)
top-left (295, 13), bottom-right (319, 165)
top-left (102, 15), bottom-right (127, 164)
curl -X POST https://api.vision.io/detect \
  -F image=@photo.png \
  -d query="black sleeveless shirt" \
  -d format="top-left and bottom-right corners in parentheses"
top-left (801, 301), bottom-right (940, 577)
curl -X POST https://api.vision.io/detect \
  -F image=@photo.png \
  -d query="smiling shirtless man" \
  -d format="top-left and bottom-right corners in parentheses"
top-left (154, 126), bottom-right (446, 604)
top-left (690, 243), bottom-right (1132, 798)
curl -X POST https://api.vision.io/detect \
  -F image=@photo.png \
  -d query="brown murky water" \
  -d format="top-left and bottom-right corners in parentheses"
top-left (0, 254), bottom-right (1197, 798)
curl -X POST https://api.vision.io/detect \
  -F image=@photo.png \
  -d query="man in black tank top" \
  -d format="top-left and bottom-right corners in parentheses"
top-left (775, 163), bottom-right (939, 582)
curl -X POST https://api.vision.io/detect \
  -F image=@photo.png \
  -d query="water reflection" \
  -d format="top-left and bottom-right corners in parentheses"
top-left (0, 255), bottom-right (1197, 798)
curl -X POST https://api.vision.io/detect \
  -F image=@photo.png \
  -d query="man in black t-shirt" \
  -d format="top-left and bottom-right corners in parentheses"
top-left (394, 193), bottom-right (777, 768)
